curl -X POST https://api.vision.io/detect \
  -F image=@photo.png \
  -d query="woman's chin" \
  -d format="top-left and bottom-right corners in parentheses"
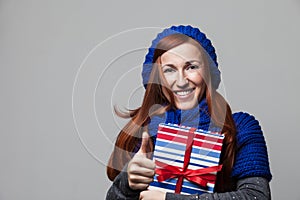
top-left (175, 101), bottom-right (198, 110)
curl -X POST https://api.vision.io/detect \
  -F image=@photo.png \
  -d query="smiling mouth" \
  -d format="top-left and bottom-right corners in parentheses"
top-left (173, 88), bottom-right (195, 96)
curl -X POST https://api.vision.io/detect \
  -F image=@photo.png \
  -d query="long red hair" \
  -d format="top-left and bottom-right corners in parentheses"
top-left (106, 34), bottom-right (237, 192)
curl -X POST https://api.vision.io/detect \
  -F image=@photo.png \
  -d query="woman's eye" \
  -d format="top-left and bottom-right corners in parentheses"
top-left (186, 65), bottom-right (200, 70)
top-left (163, 68), bottom-right (175, 73)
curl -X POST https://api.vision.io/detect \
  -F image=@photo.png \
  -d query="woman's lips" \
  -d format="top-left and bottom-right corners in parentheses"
top-left (173, 88), bottom-right (195, 99)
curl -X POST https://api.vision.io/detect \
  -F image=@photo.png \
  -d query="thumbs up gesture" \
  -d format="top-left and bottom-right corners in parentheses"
top-left (127, 131), bottom-right (156, 190)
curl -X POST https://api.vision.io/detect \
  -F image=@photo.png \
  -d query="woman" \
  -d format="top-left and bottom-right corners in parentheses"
top-left (106, 25), bottom-right (272, 199)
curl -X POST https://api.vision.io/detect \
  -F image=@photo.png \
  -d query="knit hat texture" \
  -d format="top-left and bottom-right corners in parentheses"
top-left (142, 25), bottom-right (221, 89)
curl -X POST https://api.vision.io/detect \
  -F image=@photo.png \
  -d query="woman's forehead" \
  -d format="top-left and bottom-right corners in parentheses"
top-left (161, 43), bottom-right (203, 64)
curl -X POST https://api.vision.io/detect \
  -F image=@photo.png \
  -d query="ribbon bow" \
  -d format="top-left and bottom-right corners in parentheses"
top-left (155, 160), bottom-right (222, 193)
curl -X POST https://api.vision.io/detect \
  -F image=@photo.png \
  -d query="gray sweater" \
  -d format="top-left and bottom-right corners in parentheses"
top-left (106, 165), bottom-right (271, 200)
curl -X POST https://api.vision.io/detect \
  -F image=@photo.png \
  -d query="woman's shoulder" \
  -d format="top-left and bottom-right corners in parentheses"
top-left (231, 111), bottom-right (266, 146)
top-left (231, 111), bottom-right (272, 181)
top-left (232, 111), bottom-right (262, 132)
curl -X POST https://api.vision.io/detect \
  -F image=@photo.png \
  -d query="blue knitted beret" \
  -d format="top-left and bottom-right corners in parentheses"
top-left (142, 25), bottom-right (221, 89)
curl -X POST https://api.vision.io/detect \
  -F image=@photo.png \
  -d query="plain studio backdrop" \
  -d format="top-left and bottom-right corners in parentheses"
top-left (0, 0), bottom-right (299, 199)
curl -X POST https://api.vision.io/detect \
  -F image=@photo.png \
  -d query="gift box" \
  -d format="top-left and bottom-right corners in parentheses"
top-left (148, 123), bottom-right (224, 195)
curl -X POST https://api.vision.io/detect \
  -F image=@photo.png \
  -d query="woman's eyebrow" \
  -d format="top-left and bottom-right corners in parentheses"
top-left (162, 60), bottom-right (202, 67)
top-left (162, 63), bottom-right (176, 68)
top-left (187, 60), bottom-right (202, 64)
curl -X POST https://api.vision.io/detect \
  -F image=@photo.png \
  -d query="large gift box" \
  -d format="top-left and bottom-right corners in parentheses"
top-left (148, 123), bottom-right (224, 195)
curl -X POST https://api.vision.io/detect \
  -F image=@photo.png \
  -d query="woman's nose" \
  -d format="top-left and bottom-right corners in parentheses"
top-left (176, 72), bottom-right (188, 88)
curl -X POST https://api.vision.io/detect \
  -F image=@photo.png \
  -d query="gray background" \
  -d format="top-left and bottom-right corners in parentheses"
top-left (1, 0), bottom-right (299, 199)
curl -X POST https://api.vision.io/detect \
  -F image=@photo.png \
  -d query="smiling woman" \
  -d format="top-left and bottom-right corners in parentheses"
top-left (105, 25), bottom-right (272, 200)
top-left (159, 38), bottom-right (207, 110)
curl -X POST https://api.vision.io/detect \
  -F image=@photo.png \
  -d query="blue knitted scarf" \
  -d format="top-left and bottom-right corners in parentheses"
top-left (148, 98), bottom-right (218, 141)
top-left (146, 98), bottom-right (272, 181)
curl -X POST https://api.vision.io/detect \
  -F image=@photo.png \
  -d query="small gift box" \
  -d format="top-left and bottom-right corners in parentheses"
top-left (148, 123), bottom-right (224, 195)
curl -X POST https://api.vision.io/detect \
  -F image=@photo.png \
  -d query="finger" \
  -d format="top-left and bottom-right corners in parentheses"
top-left (132, 157), bottom-right (156, 170)
top-left (138, 131), bottom-right (150, 154)
top-left (128, 165), bottom-right (155, 177)
top-left (139, 190), bottom-right (147, 200)
top-left (128, 174), bottom-right (154, 184)
top-left (129, 182), bottom-right (149, 191)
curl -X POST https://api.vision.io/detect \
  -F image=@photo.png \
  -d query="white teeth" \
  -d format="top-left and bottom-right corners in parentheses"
top-left (175, 89), bottom-right (192, 96)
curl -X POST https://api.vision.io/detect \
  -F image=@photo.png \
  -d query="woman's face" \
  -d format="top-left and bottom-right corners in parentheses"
top-left (160, 42), bottom-right (206, 110)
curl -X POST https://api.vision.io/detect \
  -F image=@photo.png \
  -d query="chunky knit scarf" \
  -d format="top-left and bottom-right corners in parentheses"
top-left (145, 99), bottom-right (272, 181)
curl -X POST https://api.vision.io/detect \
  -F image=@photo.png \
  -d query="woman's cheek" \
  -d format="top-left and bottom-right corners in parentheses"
top-left (163, 74), bottom-right (176, 87)
top-left (187, 73), bottom-right (203, 85)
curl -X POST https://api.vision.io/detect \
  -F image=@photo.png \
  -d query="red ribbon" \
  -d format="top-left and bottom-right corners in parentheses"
top-left (155, 160), bottom-right (222, 193)
top-left (155, 127), bottom-right (222, 193)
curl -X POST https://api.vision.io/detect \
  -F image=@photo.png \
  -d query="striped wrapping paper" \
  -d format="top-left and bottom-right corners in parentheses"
top-left (148, 123), bottom-right (224, 195)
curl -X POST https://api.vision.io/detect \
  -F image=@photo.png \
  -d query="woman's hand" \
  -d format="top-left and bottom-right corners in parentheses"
top-left (127, 132), bottom-right (156, 190)
top-left (140, 190), bottom-right (166, 200)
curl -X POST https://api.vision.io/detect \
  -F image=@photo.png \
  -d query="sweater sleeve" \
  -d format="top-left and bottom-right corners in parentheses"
top-left (231, 112), bottom-right (272, 181)
top-left (166, 176), bottom-right (271, 200)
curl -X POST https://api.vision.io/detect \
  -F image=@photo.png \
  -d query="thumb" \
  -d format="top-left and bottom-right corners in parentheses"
top-left (137, 131), bottom-right (150, 155)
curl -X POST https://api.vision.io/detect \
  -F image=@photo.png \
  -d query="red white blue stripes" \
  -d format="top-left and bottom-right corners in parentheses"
top-left (149, 123), bottom-right (224, 195)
